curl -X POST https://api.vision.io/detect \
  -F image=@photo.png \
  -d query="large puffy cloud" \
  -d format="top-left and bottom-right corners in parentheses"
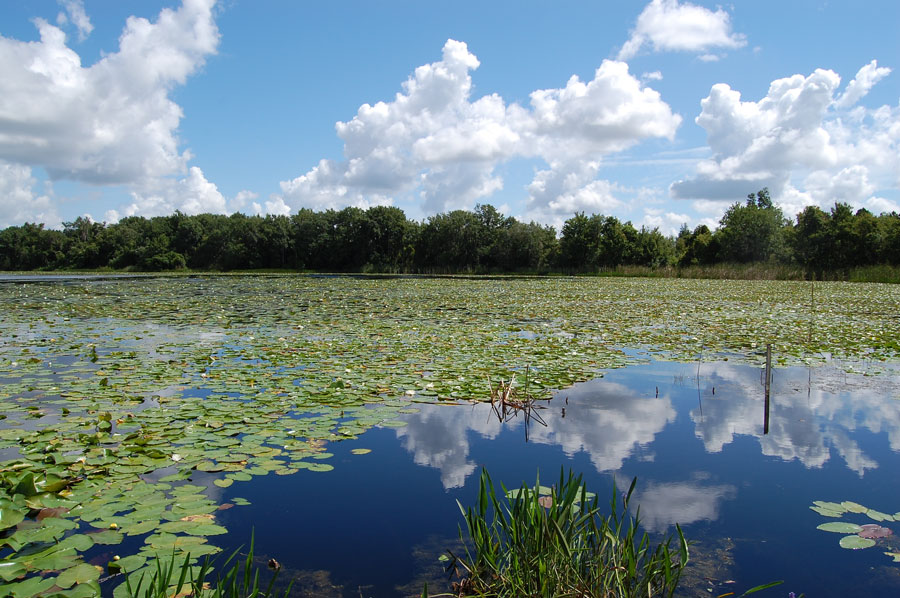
top-left (0, 0), bottom-right (219, 186)
top-left (279, 39), bottom-right (680, 219)
top-left (0, 162), bottom-right (60, 228)
top-left (617, 0), bottom-right (746, 61)
top-left (672, 61), bottom-right (898, 218)
top-left (105, 166), bottom-right (226, 223)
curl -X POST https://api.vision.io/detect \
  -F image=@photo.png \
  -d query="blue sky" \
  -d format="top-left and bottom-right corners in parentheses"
top-left (1, 0), bottom-right (898, 234)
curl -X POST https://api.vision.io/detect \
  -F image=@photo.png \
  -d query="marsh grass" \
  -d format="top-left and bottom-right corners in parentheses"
top-left (436, 469), bottom-right (689, 598)
top-left (118, 535), bottom-right (291, 598)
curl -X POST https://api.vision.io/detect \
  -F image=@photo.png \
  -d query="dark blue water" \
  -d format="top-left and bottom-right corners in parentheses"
top-left (212, 360), bottom-right (900, 597)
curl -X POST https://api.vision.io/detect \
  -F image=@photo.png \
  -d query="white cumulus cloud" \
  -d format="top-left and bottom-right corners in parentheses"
top-left (279, 39), bottom-right (680, 220)
top-left (0, 162), bottom-right (60, 228)
top-left (671, 61), bottom-right (899, 216)
top-left (105, 166), bottom-right (228, 222)
top-left (0, 0), bottom-right (219, 186)
top-left (617, 0), bottom-right (746, 61)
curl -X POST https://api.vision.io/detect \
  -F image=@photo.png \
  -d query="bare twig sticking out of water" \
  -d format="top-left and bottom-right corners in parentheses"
top-left (487, 367), bottom-right (547, 442)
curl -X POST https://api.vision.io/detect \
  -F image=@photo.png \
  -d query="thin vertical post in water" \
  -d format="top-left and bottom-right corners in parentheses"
top-left (764, 343), bottom-right (772, 435)
top-left (808, 276), bottom-right (815, 344)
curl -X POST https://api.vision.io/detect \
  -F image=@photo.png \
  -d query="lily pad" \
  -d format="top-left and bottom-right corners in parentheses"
top-left (350, 448), bottom-right (371, 455)
top-left (817, 522), bottom-right (863, 534)
top-left (858, 524), bottom-right (893, 539)
top-left (841, 501), bottom-right (868, 513)
top-left (810, 505), bottom-right (844, 518)
top-left (866, 509), bottom-right (894, 522)
top-left (56, 563), bottom-right (102, 588)
top-left (0, 505), bottom-right (26, 530)
top-left (813, 501), bottom-right (846, 513)
top-left (839, 535), bottom-right (876, 550)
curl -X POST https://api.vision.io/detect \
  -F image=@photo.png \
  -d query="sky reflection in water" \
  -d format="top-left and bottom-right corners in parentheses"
top-left (221, 359), bottom-right (900, 597)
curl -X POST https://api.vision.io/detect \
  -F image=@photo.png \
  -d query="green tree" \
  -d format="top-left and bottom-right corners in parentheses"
top-left (716, 188), bottom-right (786, 263)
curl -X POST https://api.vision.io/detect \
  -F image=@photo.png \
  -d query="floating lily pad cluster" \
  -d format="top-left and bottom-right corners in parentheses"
top-left (1, 275), bottom-right (899, 597)
top-left (811, 500), bottom-right (900, 561)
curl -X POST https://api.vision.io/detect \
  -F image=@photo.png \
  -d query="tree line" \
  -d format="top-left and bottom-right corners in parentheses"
top-left (1, 190), bottom-right (898, 275)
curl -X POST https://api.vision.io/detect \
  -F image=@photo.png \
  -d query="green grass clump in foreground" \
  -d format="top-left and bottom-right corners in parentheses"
top-left (439, 469), bottom-right (688, 598)
top-left (116, 535), bottom-right (290, 598)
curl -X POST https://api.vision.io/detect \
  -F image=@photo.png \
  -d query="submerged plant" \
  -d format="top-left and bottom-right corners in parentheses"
top-left (441, 468), bottom-right (689, 598)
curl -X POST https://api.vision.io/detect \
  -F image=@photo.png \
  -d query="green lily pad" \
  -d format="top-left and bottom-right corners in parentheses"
top-left (3, 574), bottom-right (57, 597)
top-left (213, 478), bottom-right (233, 488)
top-left (885, 551), bottom-right (900, 563)
top-left (350, 448), bottom-right (371, 455)
top-left (839, 535), bottom-right (876, 550)
top-left (124, 519), bottom-right (160, 536)
top-left (88, 529), bottom-right (124, 545)
top-left (810, 506), bottom-right (844, 517)
top-left (56, 563), bottom-right (102, 588)
top-left (841, 501), bottom-right (868, 513)
top-left (813, 501), bottom-right (846, 513)
top-left (817, 522), bottom-right (863, 534)
top-left (305, 462), bottom-right (334, 472)
top-left (0, 561), bottom-right (26, 582)
top-left (183, 523), bottom-right (227, 536)
top-left (0, 506), bottom-right (26, 531)
top-left (116, 553), bottom-right (148, 573)
top-left (866, 509), bottom-right (894, 522)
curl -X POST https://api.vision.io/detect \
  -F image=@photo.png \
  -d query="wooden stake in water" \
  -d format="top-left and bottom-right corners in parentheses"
top-left (764, 343), bottom-right (772, 435)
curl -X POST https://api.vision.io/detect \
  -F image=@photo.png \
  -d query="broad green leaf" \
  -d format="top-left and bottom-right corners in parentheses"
top-left (817, 522), bottom-right (863, 534)
top-left (0, 506), bottom-right (26, 531)
top-left (810, 506), bottom-right (843, 518)
top-left (839, 535), bottom-right (876, 550)
top-left (841, 501), bottom-right (868, 513)
top-left (56, 563), bottom-right (102, 589)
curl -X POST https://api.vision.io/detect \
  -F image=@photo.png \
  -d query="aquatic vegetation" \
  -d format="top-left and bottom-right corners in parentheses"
top-left (810, 499), bottom-right (897, 555)
top-left (1, 275), bottom-right (898, 596)
top-left (443, 468), bottom-right (689, 597)
top-left (115, 535), bottom-right (290, 598)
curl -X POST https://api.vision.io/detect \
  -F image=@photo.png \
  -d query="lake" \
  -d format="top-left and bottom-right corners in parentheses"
top-left (0, 275), bottom-right (898, 597)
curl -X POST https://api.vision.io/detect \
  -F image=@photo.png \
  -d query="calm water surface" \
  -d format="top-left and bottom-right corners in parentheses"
top-left (210, 359), bottom-right (900, 597)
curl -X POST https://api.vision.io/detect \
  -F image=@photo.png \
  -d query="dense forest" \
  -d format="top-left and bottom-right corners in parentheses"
top-left (1, 189), bottom-right (898, 276)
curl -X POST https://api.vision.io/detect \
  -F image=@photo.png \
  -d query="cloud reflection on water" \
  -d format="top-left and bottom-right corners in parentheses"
top-left (395, 361), bottom-right (900, 491)
top-left (396, 377), bottom-right (676, 488)
top-left (691, 362), bottom-right (899, 475)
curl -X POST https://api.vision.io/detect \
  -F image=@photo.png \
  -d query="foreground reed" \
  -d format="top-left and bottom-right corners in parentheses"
top-left (117, 534), bottom-right (290, 598)
top-left (435, 468), bottom-right (688, 598)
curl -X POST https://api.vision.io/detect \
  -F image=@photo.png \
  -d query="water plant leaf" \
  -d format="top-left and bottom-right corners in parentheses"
top-left (817, 522), bottom-right (862, 534)
top-left (839, 535), bottom-right (876, 550)
top-left (866, 509), bottom-right (894, 522)
top-left (0, 505), bottom-right (26, 530)
top-left (858, 524), bottom-right (893, 539)
top-left (350, 448), bottom-right (371, 455)
top-left (813, 501), bottom-right (846, 513)
top-left (55, 563), bottom-right (102, 588)
top-left (305, 463), bottom-right (334, 472)
top-left (0, 561), bottom-right (26, 582)
top-left (89, 529), bottom-right (124, 545)
top-left (810, 506), bottom-right (843, 518)
top-left (885, 551), bottom-right (900, 562)
top-left (841, 501), bottom-right (868, 513)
